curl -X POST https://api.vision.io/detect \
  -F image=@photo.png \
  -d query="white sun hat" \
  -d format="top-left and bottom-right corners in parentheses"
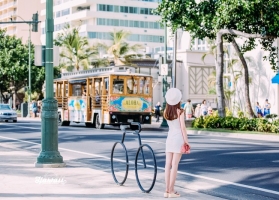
top-left (165, 88), bottom-right (182, 105)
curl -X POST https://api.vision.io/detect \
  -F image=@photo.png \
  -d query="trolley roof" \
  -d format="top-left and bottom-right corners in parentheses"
top-left (54, 66), bottom-right (152, 82)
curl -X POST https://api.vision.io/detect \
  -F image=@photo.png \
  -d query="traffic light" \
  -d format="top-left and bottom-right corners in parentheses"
top-left (32, 12), bottom-right (38, 32)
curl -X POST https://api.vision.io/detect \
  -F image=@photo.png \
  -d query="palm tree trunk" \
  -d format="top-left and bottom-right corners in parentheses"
top-left (216, 31), bottom-right (226, 117)
top-left (231, 37), bottom-right (256, 118)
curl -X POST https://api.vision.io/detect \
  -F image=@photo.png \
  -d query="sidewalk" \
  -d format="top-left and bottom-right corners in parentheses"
top-left (0, 142), bottom-right (225, 200)
top-left (18, 117), bottom-right (41, 122)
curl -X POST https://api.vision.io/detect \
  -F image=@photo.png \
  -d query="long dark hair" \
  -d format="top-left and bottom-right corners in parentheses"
top-left (163, 102), bottom-right (183, 121)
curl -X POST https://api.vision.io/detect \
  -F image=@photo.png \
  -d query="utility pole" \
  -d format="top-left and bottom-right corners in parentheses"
top-left (160, 22), bottom-right (168, 127)
top-left (28, 23), bottom-right (31, 117)
top-left (172, 31), bottom-right (177, 88)
top-left (35, 0), bottom-right (65, 167)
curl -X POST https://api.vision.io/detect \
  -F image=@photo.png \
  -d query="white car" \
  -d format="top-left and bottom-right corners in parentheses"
top-left (0, 104), bottom-right (17, 122)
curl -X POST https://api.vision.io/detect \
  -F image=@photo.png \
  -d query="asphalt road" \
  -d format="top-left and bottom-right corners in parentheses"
top-left (0, 120), bottom-right (278, 200)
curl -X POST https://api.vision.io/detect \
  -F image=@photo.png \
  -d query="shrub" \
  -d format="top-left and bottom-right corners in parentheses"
top-left (192, 116), bottom-right (279, 133)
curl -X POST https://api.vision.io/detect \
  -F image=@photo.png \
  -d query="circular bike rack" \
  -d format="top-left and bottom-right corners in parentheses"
top-left (110, 122), bottom-right (157, 193)
top-left (110, 142), bottom-right (129, 186)
top-left (135, 144), bottom-right (157, 193)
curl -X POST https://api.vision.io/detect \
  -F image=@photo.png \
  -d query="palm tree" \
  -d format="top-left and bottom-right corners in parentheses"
top-left (202, 39), bottom-right (256, 118)
top-left (54, 24), bottom-right (98, 71)
top-left (97, 30), bottom-right (143, 66)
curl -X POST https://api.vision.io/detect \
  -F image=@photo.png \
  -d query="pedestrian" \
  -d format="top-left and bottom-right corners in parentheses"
top-left (183, 99), bottom-right (194, 119)
top-left (208, 106), bottom-right (213, 116)
top-left (263, 99), bottom-right (271, 116)
top-left (154, 102), bottom-right (161, 122)
top-left (194, 104), bottom-right (201, 118)
top-left (31, 100), bottom-right (38, 118)
top-left (200, 99), bottom-right (208, 116)
top-left (82, 89), bottom-right (87, 97)
top-left (255, 102), bottom-right (263, 118)
top-left (163, 88), bottom-right (189, 198)
top-left (37, 101), bottom-right (42, 117)
top-left (95, 90), bottom-right (101, 104)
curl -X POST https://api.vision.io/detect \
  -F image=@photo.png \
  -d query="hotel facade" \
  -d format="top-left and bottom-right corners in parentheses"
top-left (40, 0), bottom-right (164, 53)
top-left (0, 0), bottom-right (42, 45)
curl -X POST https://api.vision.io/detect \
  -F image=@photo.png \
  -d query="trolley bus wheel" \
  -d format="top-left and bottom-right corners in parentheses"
top-left (135, 144), bottom-right (157, 193)
top-left (85, 122), bottom-right (93, 127)
top-left (61, 121), bottom-right (70, 126)
top-left (111, 142), bottom-right (129, 186)
top-left (58, 113), bottom-right (62, 126)
top-left (95, 114), bottom-right (102, 129)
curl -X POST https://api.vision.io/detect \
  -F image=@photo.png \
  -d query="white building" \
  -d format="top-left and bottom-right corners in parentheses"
top-left (0, 0), bottom-right (42, 45)
top-left (40, 0), bottom-right (164, 52)
top-left (161, 30), bottom-right (279, 116)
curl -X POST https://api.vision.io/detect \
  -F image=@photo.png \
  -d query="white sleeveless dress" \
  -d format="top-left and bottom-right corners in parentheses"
top-left (166, 118), bottom-right (184, 153)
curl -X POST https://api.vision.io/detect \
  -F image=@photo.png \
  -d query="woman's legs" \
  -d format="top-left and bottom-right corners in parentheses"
top-left (165, 152), bottom-right (173, 193)
top-left (169, 153), bottom-right (182, 193)
top-left (156, 111), bottom-right (159, 122)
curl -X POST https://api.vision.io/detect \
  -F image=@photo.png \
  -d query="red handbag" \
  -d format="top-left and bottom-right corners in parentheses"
top-left (181, 143), bottom-right (191, 154)
top-left (179, 111), bottom-right (191, 154)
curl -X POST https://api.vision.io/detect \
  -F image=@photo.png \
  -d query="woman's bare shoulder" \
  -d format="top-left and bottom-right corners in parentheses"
top-left (177, 108), bottom-right (184, 115)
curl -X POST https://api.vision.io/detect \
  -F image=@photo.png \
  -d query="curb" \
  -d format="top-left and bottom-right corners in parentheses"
top-left (187, 129), bottom-right (279, 142)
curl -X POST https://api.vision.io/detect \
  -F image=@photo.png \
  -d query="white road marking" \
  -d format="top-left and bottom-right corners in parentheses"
top-left (272, 160), bottom-right (279, 163)
top-left (0, 135), bottom-right (279, 196)
top-left (140, 139), bottom-right (165, 144)
top-left (0, 123), bottom-right (41, 130)
top-left (211, 139), bottom-right (262, 145)
top-left (0, 124), bottom-right (119, 132)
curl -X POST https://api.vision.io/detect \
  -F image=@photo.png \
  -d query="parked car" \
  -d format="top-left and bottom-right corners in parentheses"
top-left (0, 104), bottom-right (17, 122)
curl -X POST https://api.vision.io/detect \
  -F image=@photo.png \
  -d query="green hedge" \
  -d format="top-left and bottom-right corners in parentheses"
top-left (192, 116), bottom-right (279, 133)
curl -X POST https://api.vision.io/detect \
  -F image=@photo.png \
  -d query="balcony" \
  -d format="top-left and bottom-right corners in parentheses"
top-left (0, 1), bottom-right (17, 12)
top-left (0, 11), bottom-right (16, 20)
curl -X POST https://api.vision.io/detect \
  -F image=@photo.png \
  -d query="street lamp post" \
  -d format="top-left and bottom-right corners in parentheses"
top-left (35, 0), bottom-right (65, 167)
top-left (28, 24), bottom-right (31, 117)
top-left (160, 22), bottom-right (169, 127)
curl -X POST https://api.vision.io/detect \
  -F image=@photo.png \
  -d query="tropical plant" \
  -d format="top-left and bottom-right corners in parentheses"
top-left (0, 29), bottom-right (52, 104)
top-left (54, 24), bottom-right (98, 71)
top-left (97, 30), bottom-right (143, 66)
top-left (155, 0), bottom-right (279, 117)
top-left (192, 116), bottom-right (279, 133)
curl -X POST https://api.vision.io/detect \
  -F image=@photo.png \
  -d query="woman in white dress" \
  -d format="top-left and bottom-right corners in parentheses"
top-left (163, 88), bottom-right (189, 198)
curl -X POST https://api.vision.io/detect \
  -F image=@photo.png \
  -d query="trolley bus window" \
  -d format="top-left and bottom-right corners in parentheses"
top-left (144, 78), bottom-right (150, 95)
top-left (104, 77), bottom-right (109, 94)
top-left (127, 78), bottom-right (138, 94)
top-left (113, 78), bottom-right (124, 94)
top-left (94, 79), bottom-right (102, 104)
top-left (72, 84), bottom-right (82, 96)
top-left (139, 77), bottom-right (150, 95)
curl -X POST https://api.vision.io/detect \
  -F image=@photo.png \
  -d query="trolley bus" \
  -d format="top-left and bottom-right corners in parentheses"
top-left (54, 66), bottom-right (153, 128)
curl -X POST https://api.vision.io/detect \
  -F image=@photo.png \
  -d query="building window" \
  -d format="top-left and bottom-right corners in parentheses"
top-left (56, 11), bottom-right (61, 18)
top-left (87, 32), bottom-right (164, 43)
top-left (96, 18), bottom-right (163, 29)
top-left (106, 5), bottom-right (113, 12)
top-left (192, 38), bottom-right (208, 51)
top-left (61, 8), bottom-right (70, 16)
top-left (98, 4), bottom-right (155, 15)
